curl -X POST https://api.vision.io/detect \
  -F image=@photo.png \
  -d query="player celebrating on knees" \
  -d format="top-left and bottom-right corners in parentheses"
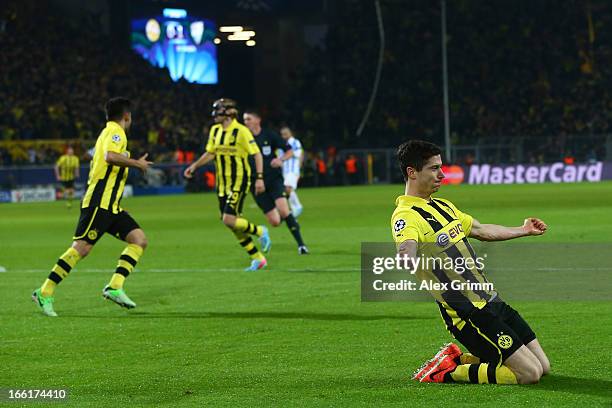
top-left (391, 140), bottom-right (550, 384)
top-left (243, 110), bottom-right (308, 255)
top-left (33, 97), bottom-right (153, 317)
top-left (184, 98), bottom-right (270, 271)
top-left (280, 125), bottom-right (304, 217)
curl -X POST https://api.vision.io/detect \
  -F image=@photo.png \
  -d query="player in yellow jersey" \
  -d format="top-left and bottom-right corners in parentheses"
top-left (184, 98), bottom-right (270, 271)
top-left (55, 146), bottom-right (80, 208)
top-left (32, 97), bottom-right (153, 317)
top-left (391, 140), bottom-right (550, 384)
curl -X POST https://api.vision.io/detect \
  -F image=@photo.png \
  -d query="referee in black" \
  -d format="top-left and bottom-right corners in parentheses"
top-left (243, 109), bottom-right (309, 255)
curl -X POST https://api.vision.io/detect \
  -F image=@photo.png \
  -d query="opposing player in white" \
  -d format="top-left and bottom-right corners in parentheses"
top-left (280, 125), bottom-right (304, 217)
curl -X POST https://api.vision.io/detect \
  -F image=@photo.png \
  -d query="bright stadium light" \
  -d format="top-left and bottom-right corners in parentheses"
top-left (219, 26), bottom-right (243, 32)
top-left (246, 40), bottom-right (256, 46)
top-left (228, 33), bottom-right (254, 41)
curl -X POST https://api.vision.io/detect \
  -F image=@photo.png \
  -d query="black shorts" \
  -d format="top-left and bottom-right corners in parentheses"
top-left (61, 180), bottom-right (75, 189)
top-left (218, 190), bottom-right (248, 216)
top-left (440, 300), bottom-right (536, 365)
top-left (73, 206), bottom-right (141, 245)
top-left (252, 176), bottom-right (287, 214)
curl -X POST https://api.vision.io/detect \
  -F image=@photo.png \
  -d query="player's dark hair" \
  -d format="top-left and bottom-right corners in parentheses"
top-left (243, 108), bottom-right (261, 118)
top-left (105, 97), bottom-right (131, 121)
top-left (397, 140), bottom-right (442, 180)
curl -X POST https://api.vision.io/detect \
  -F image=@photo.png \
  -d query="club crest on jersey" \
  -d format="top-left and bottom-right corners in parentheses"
top-left (394, 219), bottom-right (406, 232)
top-left (262, 146), bottom-right (272, 155)
top-left (111, 134), bottom-right (121, 143)
top-left (497, 333), bottom-right (513, 349)
top-left (87, 229), bottom-right (98, 241)
top-left (436, 232), bottom-right (450, 247)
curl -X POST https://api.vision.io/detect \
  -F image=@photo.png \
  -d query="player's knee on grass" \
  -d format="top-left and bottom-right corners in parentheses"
top-left (504, 345), bottom-right (543, 384)
top-left (72, 240), bottom-right (93, 258)
top-left (513, 361), bottom-right (542, 384)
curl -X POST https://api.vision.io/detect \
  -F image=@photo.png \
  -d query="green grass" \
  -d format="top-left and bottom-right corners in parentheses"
top-left (0, 182), bottom-right (611, 407)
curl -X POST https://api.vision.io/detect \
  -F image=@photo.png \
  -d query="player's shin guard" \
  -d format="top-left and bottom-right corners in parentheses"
top-left (41, 247), bottom-right (81, 296)
top-left (233, 230), bottom-right (264, 260)
top-left (109, 244), bottom-right (143, 289)
top-left (234, 217), bottom-right (263, 237)
top-left (282, 214), bottom-right (305, 247)
top-left (449, 363), bottom-right (518, 384)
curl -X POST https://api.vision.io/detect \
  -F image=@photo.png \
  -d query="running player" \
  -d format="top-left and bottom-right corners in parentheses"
top-left (33, 97), bottom-right (153, 316)
top-left (184, 98), bottom-right (270, 271)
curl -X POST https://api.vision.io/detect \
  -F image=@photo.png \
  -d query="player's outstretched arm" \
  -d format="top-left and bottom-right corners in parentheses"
top-left (106, 151), bottom-right (153, 173)
top-left (469, 218), bottom-right (547, 242)
top-left (183, 152), bottom-right (215, 179)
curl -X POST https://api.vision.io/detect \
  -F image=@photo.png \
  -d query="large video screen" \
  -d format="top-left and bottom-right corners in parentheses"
top-left (131, 8), bottom-right (218, 84)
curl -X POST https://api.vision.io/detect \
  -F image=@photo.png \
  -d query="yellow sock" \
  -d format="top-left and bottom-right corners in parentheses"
top-left (109, 274), bottom-right (126, 289)
top-left (233, 230), bottom-right (265, 260)
top-left (109, 244), bottom-right (143, 289)
top-left (234, 218), bottom-right (263, 237)
top-left (460, 353), bottom-right (481, 364)
top-left (450, 363), bottom-right (517, 384)
top-left (41, 247), bottom-right (81, 296)
top-left (41, 279), bottom-right (57, 297)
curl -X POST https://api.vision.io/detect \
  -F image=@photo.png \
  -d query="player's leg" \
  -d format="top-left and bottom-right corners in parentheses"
top-left (417, 302), bottom-right (541, 384)
top-left (525, 339), bottom-right (550, 375)
top-left (275, 196), bottom-right (308, 253)
top-left (499, 301), bottom-right (551, 376)
top-left (103, 212), bottom-right (146, 309)
top-left (264, 208), bottom-right (282, 227)
top-left (284, 174), bottom-right (303, 217)
top-left (221, 193), bottom-right (268, 269)
top-left (33, 207), bottom-right (104, 316)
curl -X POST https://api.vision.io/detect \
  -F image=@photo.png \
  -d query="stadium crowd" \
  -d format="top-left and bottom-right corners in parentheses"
top-left (1, 0), bottom-right (611, 167)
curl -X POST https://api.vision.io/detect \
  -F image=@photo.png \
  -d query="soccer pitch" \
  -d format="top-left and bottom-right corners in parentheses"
top-left (1, 182), bottom-right (611, 407)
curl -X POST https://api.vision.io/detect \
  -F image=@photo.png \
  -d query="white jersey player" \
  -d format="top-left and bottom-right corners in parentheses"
top-left (280, 125), bottom-right (304, 217)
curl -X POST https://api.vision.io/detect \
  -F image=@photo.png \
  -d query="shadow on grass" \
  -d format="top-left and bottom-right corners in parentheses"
top-left (538, 374), bottom-right (612, 400)
top-left (62, 311), bottom-right (435, 321)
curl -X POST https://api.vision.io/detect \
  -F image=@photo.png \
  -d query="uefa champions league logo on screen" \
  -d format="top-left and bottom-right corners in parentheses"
top-left (190, 21), bottom-right (204, 45)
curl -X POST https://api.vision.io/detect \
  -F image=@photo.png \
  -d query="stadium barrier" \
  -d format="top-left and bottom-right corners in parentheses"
top-left (1, 160), bottom-right (611, 204)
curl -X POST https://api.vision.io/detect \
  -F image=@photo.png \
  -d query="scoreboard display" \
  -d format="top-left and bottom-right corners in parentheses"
top-left (131, 8), bottom-right (218, 84)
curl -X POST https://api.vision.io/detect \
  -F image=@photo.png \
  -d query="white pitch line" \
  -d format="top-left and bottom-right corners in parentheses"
top-left (7, 267), bottom-right (360, 273)
top-left (3, 267), bottom-right (610, 274)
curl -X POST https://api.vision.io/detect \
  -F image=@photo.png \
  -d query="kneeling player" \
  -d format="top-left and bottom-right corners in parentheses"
top-left (33, 97), bottom-right (153, 317)
top-left (391, 140), bottom-right (550, 384)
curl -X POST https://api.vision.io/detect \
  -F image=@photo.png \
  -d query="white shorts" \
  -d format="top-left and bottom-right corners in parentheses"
top-left (283, 173), bottom-right (300, 190)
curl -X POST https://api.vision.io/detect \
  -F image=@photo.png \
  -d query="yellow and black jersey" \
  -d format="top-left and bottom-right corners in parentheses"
top-left (391, 195), bottom-right (496, 328)
top-left (81, 121), bottom-right (130, 214)
top-left (206, 118), bottom-right (260, 197)
top-left (56, 154), bottom-right (80, 181)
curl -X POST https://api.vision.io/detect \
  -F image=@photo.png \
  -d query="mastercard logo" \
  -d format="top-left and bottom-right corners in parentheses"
top-left (441, 165), bottom-right (464, 184)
